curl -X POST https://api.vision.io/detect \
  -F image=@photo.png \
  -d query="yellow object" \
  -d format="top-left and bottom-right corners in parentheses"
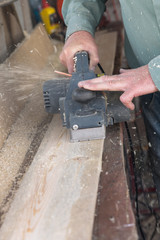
top-left (96, 73), bottom-right (105, 77)
top-left (40, 6), bottom-right (59, 35)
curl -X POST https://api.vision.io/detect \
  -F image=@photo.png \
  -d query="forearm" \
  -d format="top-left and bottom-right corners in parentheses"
top-left (62, 0), bottom-right (107, 39)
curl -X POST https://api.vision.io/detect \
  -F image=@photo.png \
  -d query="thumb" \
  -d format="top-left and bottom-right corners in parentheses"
top-left (66, 56), bottom-right (74, 74)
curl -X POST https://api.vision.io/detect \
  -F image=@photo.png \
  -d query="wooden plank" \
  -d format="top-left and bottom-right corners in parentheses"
top-left (0, 87), bottom-right (51, 220)
top-left (0, 31), bottom-right (117, 240)
top-left (0, 8), bottom-right (7, 62)
top-left (20, 0), bottom-right (32, 33)
top-left (93, 30), bottom-right (137, 239)
top-left (0, 23), bottom-right (66, 224)
top-left (14, 1), bottom-right (25, 31)
top-left (95, 30), bottom-right (117, 75)
top-left (5, 23), bottom-right (60, 71)
top-left (0, 115), bottom-right (104, 240)
top-left (0, 23), bottom-right (56, 150)
top-left (1, 3), bottom-right (24, 58)
top-left (93, 124), bottom-right (138, 239)
top-left (0, 0), bottom-right (32, 33)
top-left (14, 0), bottom-right (32, 33)
top-left (0, 0), bottom-right (16, 6)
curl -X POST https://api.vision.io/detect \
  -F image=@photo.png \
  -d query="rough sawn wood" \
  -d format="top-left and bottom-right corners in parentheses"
top-left (0, 115), bottom-right (104, 240)
top-left (0, 31), bottom-right (117, 240)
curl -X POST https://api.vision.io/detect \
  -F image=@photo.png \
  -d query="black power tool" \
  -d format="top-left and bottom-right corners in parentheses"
top-left (43, 51), bottom-right (132, 142)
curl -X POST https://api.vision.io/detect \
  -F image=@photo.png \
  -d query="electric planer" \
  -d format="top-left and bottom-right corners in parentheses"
top-left (43, 51), bottom-right (132, 142)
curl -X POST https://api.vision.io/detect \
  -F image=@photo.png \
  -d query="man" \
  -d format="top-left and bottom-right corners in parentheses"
top-left (59, 0), bottom-right (160, 203)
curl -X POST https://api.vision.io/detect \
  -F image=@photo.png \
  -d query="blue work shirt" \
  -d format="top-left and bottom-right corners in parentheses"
top-left (62, 0), bottom-right (160, 90)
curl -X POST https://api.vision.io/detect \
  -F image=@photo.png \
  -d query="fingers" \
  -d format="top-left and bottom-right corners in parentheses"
top-left (78, 77), bottom-right (135, 110)
top-left (89, 49), bottom-right (99, 70)
top-left (59, 31), bottom-right (99, 74)
top-left (60, 51), bottom-right (99, 74)
top-left (67, 56), bottom-right (74, 74)
top-left (78, 74), bottom-right (135, 110)
top-left (59, 50), bottom-right (75, 74)
top-left (77, 65), bottom-right (158, 111)
top-left (59, 51), bottom-right (67, 68)
top-left (78, 75), bottom-right (127, 91)
top-left (120, 90), bottom-right (135, 110)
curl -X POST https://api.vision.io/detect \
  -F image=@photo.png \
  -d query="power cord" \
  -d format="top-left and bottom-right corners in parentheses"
top-left (125, 121), bottom-right (146, 240)
top-left (134, 120), bottom-right (159, 240)
top-left (97, 63), bottom-right (106, 74)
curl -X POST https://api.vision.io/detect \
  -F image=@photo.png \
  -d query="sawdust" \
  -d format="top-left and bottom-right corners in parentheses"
top-left (0, 114), bottom-right (52, 226)
top-left (0, 38), bottom-right (67, 145)
top-left (0, 114), bottom-right (104, 240)
top-left (0, 37), bottom-right (68, 224)
top-left (0, 84), bottom-right (51, 222)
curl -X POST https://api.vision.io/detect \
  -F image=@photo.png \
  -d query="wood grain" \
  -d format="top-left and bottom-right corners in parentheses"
top-left (0, 8), bottom-right (7, 62)
top-left (0, 115), bottom-right (104, 240)
top-left (95, 30), bottom-right (117, 75)
top-left (93, 123), bottom-right (138, 239)
top-left (0, 23), bottom-right (54, 149)
top-left (0, 0), bottom-right (16, 7)
top-left (0, 23), bottom-right (65, 220)
top-left (0, 31), bottom-right (117, 240)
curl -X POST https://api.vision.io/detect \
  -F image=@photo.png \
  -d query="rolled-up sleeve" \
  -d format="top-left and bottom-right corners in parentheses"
top-left (62, 0), bottom-right (107, 39)
top-left (148, 56), bottom-right (160, 90)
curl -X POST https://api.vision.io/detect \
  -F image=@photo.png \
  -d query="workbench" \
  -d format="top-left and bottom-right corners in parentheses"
top-left (0, 23), bottom-right (138, 239)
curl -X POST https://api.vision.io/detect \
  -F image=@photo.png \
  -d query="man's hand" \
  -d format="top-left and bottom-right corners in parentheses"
top-left (59, 31), bottom-right (99, 74)
top-left (78, 65), bottom-right (158, 110)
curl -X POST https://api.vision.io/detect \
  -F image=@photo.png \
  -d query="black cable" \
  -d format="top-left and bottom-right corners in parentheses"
top-left (98, 59), bottom-right (156, 239)
top-left (150, 214), bottom-right (160, 240)
top-left (134, 120), bottom-right (158, 240)
top-left (125, 121), bottom-right (146, 240)
top-left (98, 63), bottom-right (106, 75)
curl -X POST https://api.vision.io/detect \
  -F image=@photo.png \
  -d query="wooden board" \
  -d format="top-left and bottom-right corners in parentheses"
top-left (0, 8), bottom-right (7, 62)
top-left (95, 30), bottom-right (117, 75)
top-left (93, 30), bottom-right (137, 240)
top-left (5, 23), bottom-right (55, 70)
top-left (14, 0), bottom-right (32, 33)
top-left (0, 31), bottom-right (117, 240)
top-left (1, 4), bottom-right (24, 52)
top-left (0, 115), bottom-right (104, 240)
top-left (0, 0), bottom-right (16, 6)
top-left (0, 0), bottom-right (32, 62)
top-left (0, 23), bottom-right (65, 222)
top-left (93, 124), bottom-right (138, 239)
top-left (0, 3), bottom-right (24, 62)
top-left (0, 23), bottom-right (56, 149)
top-left (0, 0), bottom-right (32, 32)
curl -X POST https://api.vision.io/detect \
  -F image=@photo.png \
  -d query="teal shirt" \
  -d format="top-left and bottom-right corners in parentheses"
top-left (62, 0), bottom-right (160, 90)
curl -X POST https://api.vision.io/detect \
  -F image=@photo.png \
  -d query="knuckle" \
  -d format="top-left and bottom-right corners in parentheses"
top-left (59, 55), bottom-right (64, 64)
top-left (94, 56), bottom-right (99, 64)
top-left (60, 49), bottom-right (68, 61)
top-left (120, 94), bottom-right (127, 103)
top-left (79, 43), bottom-right (86, 49)
top-left (98, 75), bottom-right (107, 84)
top-left (108, 79), bottom-right (113, 86)
top-left (101, 75), bottom-right (107, 81)
top-left (120, 92), bottom-right (133, 104)
top-left (63, 48), bottom-right (69, 57)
